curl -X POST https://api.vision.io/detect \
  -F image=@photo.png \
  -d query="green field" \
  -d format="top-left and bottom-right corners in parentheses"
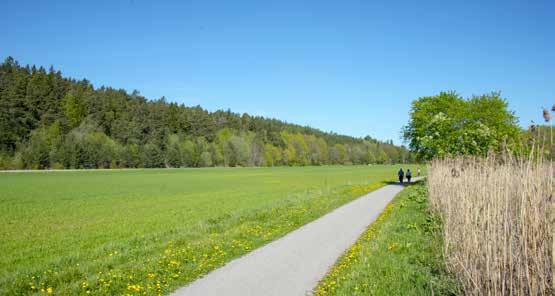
top-left (0, 165), bottom-right (420, 295)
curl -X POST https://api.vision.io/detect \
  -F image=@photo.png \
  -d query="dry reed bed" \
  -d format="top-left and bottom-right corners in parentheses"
top-left (428, 156), bottom-right (553, 295)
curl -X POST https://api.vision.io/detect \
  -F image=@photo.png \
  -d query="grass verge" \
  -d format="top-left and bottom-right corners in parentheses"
top-left (314, 182), bottom-right (460, 295)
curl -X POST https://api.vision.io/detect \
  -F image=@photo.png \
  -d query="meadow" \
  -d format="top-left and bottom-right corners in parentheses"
top-left (0, 165), bottom-right (419, 295)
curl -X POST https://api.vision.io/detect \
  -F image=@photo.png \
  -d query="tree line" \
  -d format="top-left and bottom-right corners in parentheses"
top-left (0, 57), bottom-right (413, 169)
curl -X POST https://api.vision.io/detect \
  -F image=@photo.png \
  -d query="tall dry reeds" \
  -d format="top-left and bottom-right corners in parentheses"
top-left (428, 154), bottom-right (553, 295)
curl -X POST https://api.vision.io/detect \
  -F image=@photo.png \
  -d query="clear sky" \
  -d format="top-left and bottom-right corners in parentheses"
top-left (1, 0), bottom-right (553, 144)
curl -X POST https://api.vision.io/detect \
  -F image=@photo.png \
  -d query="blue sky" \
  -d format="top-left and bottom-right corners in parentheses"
top-left (1, 0), bottom-right (553, 144)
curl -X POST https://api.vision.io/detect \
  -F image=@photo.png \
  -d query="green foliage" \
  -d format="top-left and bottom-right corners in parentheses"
top-left (121, 143), bottom-right (140, 168)
top-left (225, 135), bottom-right (250, 166)
top-left (403, 91), bottom-right (520, 160)
top-left (263, 143), bottom-right (281, 166)
top-left (330, 144), bottom-right (347, 164)
top-left (199, 151), bottom-right (213, 167)
top-left (61, 92), bottom-right (86, 128)
top-left (165, 134), bottom-right (182, 168)
top-left (20, 128), bottom-right (50, 169)
top-left (141, 143), bottom-right (165, 168)
top-left (0, 57), bottom-right (414, 169)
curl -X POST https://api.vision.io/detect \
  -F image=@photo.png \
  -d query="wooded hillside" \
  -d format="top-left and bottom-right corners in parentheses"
top-left (0, 57), bottom-right (413, 169)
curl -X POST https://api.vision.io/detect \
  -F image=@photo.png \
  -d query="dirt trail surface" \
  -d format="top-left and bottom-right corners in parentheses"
top-left (172, 180), bottom-right (420, 296)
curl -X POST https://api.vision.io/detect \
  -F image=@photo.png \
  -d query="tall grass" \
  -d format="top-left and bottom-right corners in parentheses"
top-left (428, 154), bottom-right (553, 295)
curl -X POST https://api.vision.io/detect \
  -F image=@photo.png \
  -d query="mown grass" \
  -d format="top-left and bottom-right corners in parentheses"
top-left (315, 182), bottom-right (459, 295)
top-left (0, 165), bottom-right (420, 295)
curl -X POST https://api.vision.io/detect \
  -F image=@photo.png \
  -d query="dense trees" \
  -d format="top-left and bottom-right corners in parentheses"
top-left (0, 57), bottom-right (412, 169)
top-left (403, 91), bottom-right (521, 160)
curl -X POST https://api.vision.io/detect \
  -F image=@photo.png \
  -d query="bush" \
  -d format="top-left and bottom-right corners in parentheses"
top-left (51, 162), bottom-right (64, 170)
top-left (199, 151), bottom-right (213, 167)
top-left (140, 143), bottom-right (164, 168)
top-left (21, 128), bottom-right (51, 169)
top-left (225, 136), bottom-right (250, 167)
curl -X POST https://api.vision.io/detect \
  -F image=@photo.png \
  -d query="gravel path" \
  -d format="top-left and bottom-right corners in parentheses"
top-left (172, 181), bottom-right (415, 296)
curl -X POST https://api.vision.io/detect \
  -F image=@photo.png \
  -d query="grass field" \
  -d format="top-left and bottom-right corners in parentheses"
top-left (315, 182), bottom-right (459, 295)
top-left (0, 165), bottom-right (420, 295)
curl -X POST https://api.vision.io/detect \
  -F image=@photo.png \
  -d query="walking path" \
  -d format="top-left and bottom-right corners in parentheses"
top-left (172, 180), bottom-right (418, 296)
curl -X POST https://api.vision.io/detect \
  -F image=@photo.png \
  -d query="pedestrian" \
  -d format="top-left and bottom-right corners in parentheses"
top-left (406, 169), bottom-right (412, 183)
top-left (398, 168), bottom-right (404, 184)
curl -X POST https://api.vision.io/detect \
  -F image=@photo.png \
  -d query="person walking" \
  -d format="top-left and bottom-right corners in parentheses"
top-left (398, 168), bottom-right (404, 184)
top-left (406, 169), bottom-right (412, 183)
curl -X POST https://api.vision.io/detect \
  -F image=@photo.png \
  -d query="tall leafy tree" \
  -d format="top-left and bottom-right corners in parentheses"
top-left (61, 92), bottom-right (86, 128)
top-left (403, 91), bottom-right (520, 160)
